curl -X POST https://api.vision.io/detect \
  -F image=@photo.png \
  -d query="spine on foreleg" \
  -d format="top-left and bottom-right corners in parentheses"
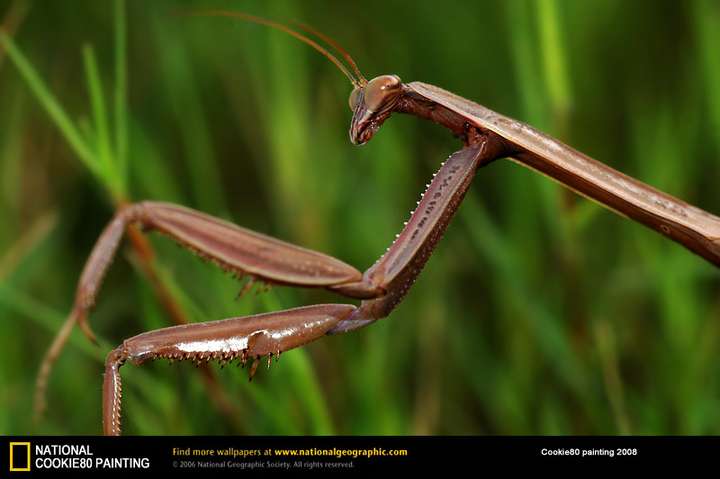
top-left (328, 144), bottom-right (487, 334)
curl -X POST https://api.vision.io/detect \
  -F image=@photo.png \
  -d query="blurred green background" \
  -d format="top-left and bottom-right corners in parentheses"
top-left (1, 0), bottom-right (719, 435)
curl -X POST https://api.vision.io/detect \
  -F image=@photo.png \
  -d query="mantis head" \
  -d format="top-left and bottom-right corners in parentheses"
top-left (348, 74), bottom-right (403, 145)
top-left (188, 11), bottom-right (404, 146)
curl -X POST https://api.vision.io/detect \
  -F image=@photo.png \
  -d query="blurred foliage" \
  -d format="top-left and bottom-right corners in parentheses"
top-left (1, 0), bottom-right (719, 435)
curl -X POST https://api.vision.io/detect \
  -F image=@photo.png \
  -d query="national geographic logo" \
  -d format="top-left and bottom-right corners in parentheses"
top-left (6, 441), bottom-right (149, 471)
top-left (9, 442), bottom-right (31, 472)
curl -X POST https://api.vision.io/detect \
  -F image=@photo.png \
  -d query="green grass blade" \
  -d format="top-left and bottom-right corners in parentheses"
top-left (537, 0), bottom-right (572, 122)
top-left (694, 0), bottom-right (720, 151)
top-left (0, 32), bottom-right (100, 180)
top-left (259, 292), bottom-right (335, 435)
top-left (114, 0), bottom-right (128, 195)
top-left (82, 44), bottom-right (116, 195)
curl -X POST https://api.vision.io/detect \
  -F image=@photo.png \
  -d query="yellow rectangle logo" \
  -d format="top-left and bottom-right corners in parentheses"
top-left (9, 442), bottom-right (31, 472)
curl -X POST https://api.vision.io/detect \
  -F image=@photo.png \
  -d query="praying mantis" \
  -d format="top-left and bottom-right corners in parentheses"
top-left (34, 11), bottom-right (720, 436)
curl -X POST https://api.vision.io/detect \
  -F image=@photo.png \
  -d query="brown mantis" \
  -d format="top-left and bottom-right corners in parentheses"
top-left (35, 11), bottom-right (720, 436)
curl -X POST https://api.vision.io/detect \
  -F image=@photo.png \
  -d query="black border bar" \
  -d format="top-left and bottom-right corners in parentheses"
top-left (2, 436), bottom-right (718, 473)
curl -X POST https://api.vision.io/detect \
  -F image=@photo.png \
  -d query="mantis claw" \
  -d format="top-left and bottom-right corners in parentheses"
top-left (76, 310), bottom-right (99, 346)
top-left (102, 304), bottom-right (356, 435)
top-left (248, 358), bottom-right (260, 382)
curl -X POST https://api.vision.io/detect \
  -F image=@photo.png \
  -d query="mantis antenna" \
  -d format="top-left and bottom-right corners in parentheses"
top-left (185, 10), bottom-right (365, 88)
top-left (291, 20), bottom-right (367, 85)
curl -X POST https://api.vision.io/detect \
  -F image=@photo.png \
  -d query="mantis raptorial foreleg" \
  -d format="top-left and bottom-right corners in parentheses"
top-left (34, 200), bottom-right (368, 419)
top-left (95, 141), bottom-right (495, 435)
top-left (103, 304), bottom-right (357, 436)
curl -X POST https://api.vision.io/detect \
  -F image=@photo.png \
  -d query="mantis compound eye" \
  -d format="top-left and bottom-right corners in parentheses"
top-left (363, 74), bottom-right (402, 112)
top-left (349, 86), bottom-right (362, 111)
